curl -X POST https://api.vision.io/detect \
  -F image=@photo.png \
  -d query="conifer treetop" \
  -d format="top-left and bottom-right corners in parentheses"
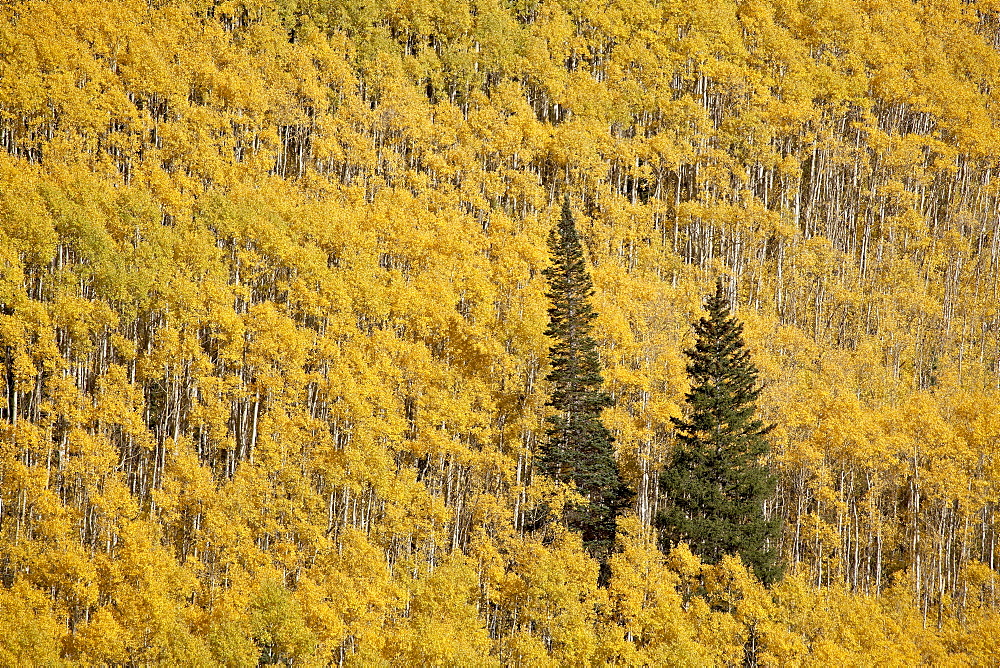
top-left (539, 197), bottom-right (631, 569)
top-left (659, 278), bottom-right (781, 585)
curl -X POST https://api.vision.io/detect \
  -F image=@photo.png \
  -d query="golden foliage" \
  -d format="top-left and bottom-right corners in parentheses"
top-left (2, 0), bottom-right (1000, 662)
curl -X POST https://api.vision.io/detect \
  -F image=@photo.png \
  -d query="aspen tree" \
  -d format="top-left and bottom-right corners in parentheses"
top-left (3, 0), bottom-right (1000, 661)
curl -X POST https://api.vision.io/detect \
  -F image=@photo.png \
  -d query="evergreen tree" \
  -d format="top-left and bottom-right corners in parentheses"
top-left (539, 197), bottom-right (632, 567)
top-left (657, 279), bottom-right (782, 585)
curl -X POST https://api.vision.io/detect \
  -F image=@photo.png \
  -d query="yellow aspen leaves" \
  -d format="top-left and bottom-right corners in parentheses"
top-left (3, 0), bottom-right (1000, 663)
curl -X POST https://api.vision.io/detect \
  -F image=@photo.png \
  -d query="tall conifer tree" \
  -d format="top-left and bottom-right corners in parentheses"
top-left (540, 197), bottom-right (632, 565)
top-left (657, 279), bottom-right (782, 585)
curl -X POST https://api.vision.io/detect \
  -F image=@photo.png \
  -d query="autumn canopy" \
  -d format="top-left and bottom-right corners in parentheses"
top-left (2, 0), bottom-right (1000, 663)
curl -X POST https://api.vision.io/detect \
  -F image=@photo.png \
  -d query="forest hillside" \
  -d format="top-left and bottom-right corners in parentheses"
top-left (3, 0), bottom-right (1000, 664)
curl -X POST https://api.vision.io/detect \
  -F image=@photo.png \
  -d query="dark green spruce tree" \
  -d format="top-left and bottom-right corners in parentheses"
top-left (657, 278), bottom-right (782, 585)
top-left (539, 197), bottom-right (632, 571)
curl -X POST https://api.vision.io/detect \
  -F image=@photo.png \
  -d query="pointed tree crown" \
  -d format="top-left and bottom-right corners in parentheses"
top-left (658, 278), bottom-right (782, 585)
top-left (539, 197), bottom-right (631, 567)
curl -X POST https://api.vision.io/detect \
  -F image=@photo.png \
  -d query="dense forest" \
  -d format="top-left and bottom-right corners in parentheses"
top-left (3, 0), bottom-right (1000, 663)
